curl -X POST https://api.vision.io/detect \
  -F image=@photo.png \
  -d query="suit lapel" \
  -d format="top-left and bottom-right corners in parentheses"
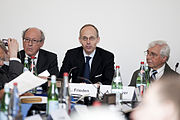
top-left (18, 50), bottom-right (26, 64)
top-left (161, 63), bottom-right (170, 79)
top-left (36, 49), bottom-right (46, 74)
top-left (90, 49), bottom-right (102, 78)
top-left (77, 47), bottom-right (85, 76)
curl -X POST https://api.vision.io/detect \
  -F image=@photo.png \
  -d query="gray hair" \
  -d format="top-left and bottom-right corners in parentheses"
top-left (22, 27), bottom-right (45, 41)
top-left (0, 40), bottom-right (8, 54)
top-left (148, 40), bottom-right (170, 61)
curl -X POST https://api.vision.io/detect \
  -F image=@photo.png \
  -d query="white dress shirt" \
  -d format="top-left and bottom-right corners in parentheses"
top-left (150, 64), bottom-right (165, 80)
top-left (83, 49), bottom-right (96, 69)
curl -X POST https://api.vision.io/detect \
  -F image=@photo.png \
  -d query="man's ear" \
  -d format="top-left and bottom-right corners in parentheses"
top-left (79, 37), bottom-right (83, 44)
top-left (162, 56), bottom-right (168, 62)
top-left (97, 37), bottom-right (100, 43)
top-left (40, 40), bottom-right (44, 47)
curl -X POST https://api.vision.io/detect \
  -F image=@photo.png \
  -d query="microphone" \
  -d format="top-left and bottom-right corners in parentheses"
top-left (77, 76), bottom-right (104, 100)
top-left (175, 62), bottom-right (179, 72)
top-left (68, 67), bottom-right (77, 83)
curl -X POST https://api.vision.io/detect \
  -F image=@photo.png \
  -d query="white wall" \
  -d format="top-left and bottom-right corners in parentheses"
top-left (0, 0), bottom-right (180, 85)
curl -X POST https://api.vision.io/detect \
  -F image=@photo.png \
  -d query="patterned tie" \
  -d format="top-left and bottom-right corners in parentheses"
top-left (83, 56), bottom-right (91, 83)
top-left (151, 70), bottom-right (158, 82)
top-left (27, 57), bottom-right (31, 71)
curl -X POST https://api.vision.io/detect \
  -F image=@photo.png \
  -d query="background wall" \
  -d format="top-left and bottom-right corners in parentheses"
top-left (0, 0), bottom-right (180, 85)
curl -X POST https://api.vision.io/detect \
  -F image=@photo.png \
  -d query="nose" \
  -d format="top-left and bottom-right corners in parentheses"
top-left (28, 40), bottom-right (33, 46)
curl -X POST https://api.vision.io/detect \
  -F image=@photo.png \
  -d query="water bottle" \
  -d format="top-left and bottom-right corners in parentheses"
top-left (47, 75), bottom-right (59, 115)
top-left (111, 65), bottom-right (123, 106)
top-left (8, 82), bottom-right (22, 120)
top-left (23, 57), bottom-right (29, 72)
top-left (59, 72), bottom-right (71, 114)
top-left (136, 61), bottom-right (146, 96)
top-left (0, 84), bottom-right (10, 120)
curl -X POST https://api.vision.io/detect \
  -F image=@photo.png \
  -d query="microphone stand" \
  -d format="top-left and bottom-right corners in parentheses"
top-left (68, 67), bottom-right (77, 83)
top-left (77, 76), bottom-right (104, 101)
top-left (175, 62), bottom-right (179, 72)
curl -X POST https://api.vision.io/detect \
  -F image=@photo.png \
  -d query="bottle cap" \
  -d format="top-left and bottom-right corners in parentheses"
top-left (4, 83), bottom-right (10, 92)
top-left (13, 82), bottom-right (17, 86)
top-left (63, 72), bottom-right (69, 76)
top-left (116, 66), bottom-right (120, 68)
top-left (51, 75), bottom-right (56, 83)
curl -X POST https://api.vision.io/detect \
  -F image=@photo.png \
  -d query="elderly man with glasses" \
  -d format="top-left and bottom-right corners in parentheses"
top-left (18, 27), bottom-right (59, 93)
top-left (129, 40), bottom-right (179, 87)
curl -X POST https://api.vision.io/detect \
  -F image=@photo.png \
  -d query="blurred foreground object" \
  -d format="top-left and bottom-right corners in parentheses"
top-left (131, 77), bottom-right (180, 120)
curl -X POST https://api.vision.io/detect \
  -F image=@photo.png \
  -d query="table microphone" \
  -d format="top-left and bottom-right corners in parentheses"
top-left (68, 67), bottom-right (78, 83)
top-left (77, 76), bottom-right (104, 98)
top-left (175, 62), bottom-right (179, 72)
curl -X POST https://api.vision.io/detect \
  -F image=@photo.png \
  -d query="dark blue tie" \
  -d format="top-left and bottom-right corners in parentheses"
top-left (83, 56), bottom-right (91, 83)
top-left (151, 70), bottom-right (158, 81)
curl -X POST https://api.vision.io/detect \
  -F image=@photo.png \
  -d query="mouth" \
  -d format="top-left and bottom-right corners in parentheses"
top-left (27, 48), bottom-right (33, 52)
top-left (86, 46), bottom-right (92, 49)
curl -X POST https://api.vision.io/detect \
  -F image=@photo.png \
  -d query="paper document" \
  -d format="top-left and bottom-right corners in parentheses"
top-left (7, 71), bottom-right (47, 95)
top-left (38, 70), bottom-right (50, 77)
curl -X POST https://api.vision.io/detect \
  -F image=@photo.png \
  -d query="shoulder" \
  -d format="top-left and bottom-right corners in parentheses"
top-left (96, 47), bottom-right (114, 57)
top-left (65, 47), bottom-right (83, 55)
top-left (165, 63), bottom-right (179, 76)
top-left (39, 49), bottom-right (57, 57)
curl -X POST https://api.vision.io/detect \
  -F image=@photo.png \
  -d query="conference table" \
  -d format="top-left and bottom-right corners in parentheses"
top-left (21, 92), bottom-right (138, 120)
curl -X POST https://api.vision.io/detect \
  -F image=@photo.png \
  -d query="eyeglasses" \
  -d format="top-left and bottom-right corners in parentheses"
top-left (23, 38), bottom-right (42, 44)
top-left (144, 50), bottom-right (158, 58)
top-left (80, 36), bottom-right (97, 41)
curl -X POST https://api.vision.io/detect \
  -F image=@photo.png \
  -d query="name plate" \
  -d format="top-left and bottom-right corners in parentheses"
top-left (100, 85), bottom-right (135, 101)
top-left (69, 83), bottom-right (97, 97)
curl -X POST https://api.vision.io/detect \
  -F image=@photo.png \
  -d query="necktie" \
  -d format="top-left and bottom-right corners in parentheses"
top-left (27, 57), bottom-right (31, 70)
top-left (151, 70), bottom-right (158, 82)
top-left (83, 56), bottom-right (91, 83)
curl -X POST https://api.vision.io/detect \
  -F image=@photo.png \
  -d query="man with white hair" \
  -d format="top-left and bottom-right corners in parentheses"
top-left (129, 40), bottom-right (179, 86)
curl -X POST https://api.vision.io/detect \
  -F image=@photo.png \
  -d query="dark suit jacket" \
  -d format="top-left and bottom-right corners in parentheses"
top-left (0, 60), bottom-right (23, 90)
top-left (129, 63), bottom-right (180, 87)
top-left (59, 47), bottom-right (114, 85)
top-left (18, 49), bottom-right (59, 92)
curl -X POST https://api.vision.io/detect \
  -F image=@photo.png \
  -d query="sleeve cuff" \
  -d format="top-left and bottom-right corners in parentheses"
top-left (10, 58), bottom-right (21, 63)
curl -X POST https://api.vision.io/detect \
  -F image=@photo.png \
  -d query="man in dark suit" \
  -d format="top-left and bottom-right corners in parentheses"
top-left (129, 40), bottom-right (179, 87)
top-left (59, 24), bottom-right (114, 85)
top-left (18, 27), bottom-right (59, 92)
top-left (0, 39), bottom-right (23, 99)
top-left (17, 27), bottom-right (59, 115)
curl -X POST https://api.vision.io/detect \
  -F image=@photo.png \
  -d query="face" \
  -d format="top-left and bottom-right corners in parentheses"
top-left (131, 87), bottom-right (174, 120)
top-left (0, 47), bottom-right (5, 66)
top-left (23, 28), bottom-right (44, 57)
top-left (79, 26), bottom-right (100, 55)
top-left (146, 45), bottom-right (167, 70)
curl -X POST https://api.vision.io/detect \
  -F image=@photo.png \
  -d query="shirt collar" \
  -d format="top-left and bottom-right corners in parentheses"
top-left (83, 49), bottom-right (96, 59)
top-left (25, 51), bottom-right (39, 59)
top-left (150, 64), bottom-right (165, 75)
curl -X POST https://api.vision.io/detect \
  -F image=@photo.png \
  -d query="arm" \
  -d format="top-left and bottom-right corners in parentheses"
top-left (102, 53), bottom-right (114, 85)
top-left (48, 54), bottom-right (59, 77)
top-left (129, 70), bottom-right (139, 87)
top-left (7, 39), bottom-right (23, 81)
top-left (59, 51), bottom-right (72, 78)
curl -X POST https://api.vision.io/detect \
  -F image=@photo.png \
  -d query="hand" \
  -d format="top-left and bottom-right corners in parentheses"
top-left (0, 89), bottom-right (5, 100)
top-left (8, 38), bottom-right (19, 58)
top-left (20, 92), bottom-right (34, 97)
top-left (38, 76), bottom-right (48, 80)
